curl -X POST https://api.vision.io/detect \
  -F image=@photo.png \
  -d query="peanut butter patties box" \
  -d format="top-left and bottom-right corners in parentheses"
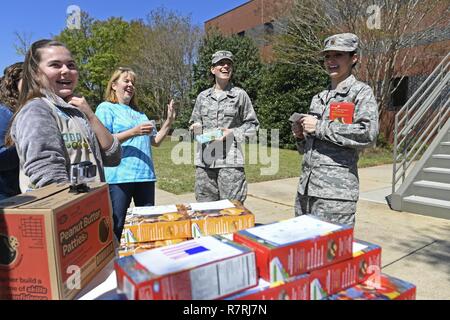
top-left (0, 183), bottom-right (114, 300)
top-left (233, 215), bottom-right (353, 282)
top-left (115, 235), bottom-right (258, 300)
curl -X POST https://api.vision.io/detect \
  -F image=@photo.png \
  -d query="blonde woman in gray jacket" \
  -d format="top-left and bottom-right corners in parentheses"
top-left (6, 39), bottom-right (121, 192)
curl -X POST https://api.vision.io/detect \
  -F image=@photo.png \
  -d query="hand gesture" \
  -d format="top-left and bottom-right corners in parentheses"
top-left (189, 122), bottom-right (202, 135)
top-left (217, 128), bottom-right (233, 141)
top-left (166, 99), bottom-right (176, 124)
top-left (67, 96), bottom-right (95, 120)
top-left (134, 121), bottom-right (154, 136)
top-left (300, 115), bottom-right (318, 134)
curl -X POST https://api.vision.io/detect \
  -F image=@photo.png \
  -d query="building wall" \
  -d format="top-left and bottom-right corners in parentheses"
top-left (205, 0), bottom-right (293, 35)
top-left (205, 0), bottom-right (293, 61)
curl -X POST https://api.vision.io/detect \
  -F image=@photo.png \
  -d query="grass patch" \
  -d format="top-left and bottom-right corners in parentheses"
top-left (153, 139), bottom-right (393, 194)
top-left (358, 147), bottom-right (394, 168)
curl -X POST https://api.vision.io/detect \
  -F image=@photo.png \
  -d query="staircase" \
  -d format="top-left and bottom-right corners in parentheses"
top-left (390, 52), bottom-right (450, 219)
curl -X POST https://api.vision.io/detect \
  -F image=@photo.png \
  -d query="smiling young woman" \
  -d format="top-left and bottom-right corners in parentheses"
top-left (37, 46), bottom-right (78, 99)
top-left (189, 50), bottom-right (260, 204)
top-left (6, 39), bottom-right (122, 192)
top-left (323, 50), bottom-right (358, 88)
top-left (292, 33), bottom-right (379, 226)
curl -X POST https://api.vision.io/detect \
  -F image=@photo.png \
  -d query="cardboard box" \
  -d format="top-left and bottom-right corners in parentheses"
top-left (226, 275), bottom-right (310, 300)
top-left (187, 200), bottom-right (255, 237)
top-left (309, 240), bottom-right (382, 300)
top-left (233, 215), bottom-right (353, 282)
top-left (0, 183), bottom-right (115, 300)
top-left (123, 206), bottom-right (191, 242)
top-left (327, 273), bottom-right (416, 300)
top-left (115, 235), bottom-right (258, 300)
top-left (118, 238), bottom-right (190, 257)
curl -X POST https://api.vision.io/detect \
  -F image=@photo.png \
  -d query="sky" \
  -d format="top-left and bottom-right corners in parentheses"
top-left (0, 0), bottom-right (249, 73)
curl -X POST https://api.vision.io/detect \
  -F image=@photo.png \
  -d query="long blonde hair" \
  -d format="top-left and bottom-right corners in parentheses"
top-left (104, 67), bottom-right (138, 108)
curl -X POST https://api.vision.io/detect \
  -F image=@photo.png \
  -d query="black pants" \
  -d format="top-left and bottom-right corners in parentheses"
top-left (109, 182), bottom-right (155, 240)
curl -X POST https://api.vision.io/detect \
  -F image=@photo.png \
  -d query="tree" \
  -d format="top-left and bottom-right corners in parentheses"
top-left (192, 30), bottom-right (262, 103)
top-left (257, 63), bottom-right (328, 149)
top-left (55, 12), bottom-right (131, 106)
top-left (275, 0), bottom-right (449, 141)
top-left (120, 8), bottom-right (202, 122)
top-left (54, 8), bottom-right (201, 124)
top-left (256, 9), bottom-right (328, 149)
top-left (13, 31), bottom-right (33, 57)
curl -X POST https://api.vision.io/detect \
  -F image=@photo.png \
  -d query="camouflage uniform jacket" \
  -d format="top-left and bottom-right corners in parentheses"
top-left (297, 75), bottom-right (379, 201)
top-left (190, 84), bottom-right (259, 168)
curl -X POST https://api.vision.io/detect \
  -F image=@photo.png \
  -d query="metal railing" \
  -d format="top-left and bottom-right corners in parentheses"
top-left (392, 52), bottom-right (450, 194)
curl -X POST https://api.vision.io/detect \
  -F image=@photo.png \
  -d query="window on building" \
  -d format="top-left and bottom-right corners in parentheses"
top-left (391, 76), bottom-right (409, 109)
top-left (237, 31), bottom-right (245, 37)
top-left (264, 22), bottom-right (274, 35)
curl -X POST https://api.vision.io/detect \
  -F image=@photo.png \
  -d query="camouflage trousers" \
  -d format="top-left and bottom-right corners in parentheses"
top-left (195, 166), bottom-right (247, 204)
top-left (294, 192), bottom-right (356, 226)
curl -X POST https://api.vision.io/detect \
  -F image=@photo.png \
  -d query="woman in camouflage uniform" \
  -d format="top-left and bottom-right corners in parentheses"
top-left (292, 33), bottom-right (379, 225)
top-left (189, 50), bottom-right (259, 204)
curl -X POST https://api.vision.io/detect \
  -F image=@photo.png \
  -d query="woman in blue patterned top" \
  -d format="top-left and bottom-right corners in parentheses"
top-left (96, 67), bottom-right (176, 240)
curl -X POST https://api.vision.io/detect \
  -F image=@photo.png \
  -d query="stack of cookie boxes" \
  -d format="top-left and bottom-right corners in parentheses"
top-left (228, 215), bottom-right (416, 300)
top-left (119, 200), bottom-right (255, 257)
top-left (114, 235), bottom-right (259, 300)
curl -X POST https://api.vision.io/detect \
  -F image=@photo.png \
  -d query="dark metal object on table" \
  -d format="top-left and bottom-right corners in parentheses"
top-left (69, 161), bottom-right (97, 194)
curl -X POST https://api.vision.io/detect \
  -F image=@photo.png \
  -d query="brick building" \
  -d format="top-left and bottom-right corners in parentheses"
top-left (205, 0), bottom-right (449, 106)
top-left (205, 0), bottom-right (294, 62)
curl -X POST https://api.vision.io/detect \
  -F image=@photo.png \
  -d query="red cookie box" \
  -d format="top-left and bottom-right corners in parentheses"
top-left (225, 274), bottom-right (310, 300)
top-left (326, 273), bottom-right (416, 300)
top-left (115, 235), bottom-right (258, 300)
top-left (233, 215), bottom-right (353, 282)
top-left (309, 239), bottom-right (382, 300)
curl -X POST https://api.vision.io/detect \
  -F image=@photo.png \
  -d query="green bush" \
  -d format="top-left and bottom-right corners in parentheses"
top-left (376, 133), bottom-right (392, 151)
top-left (256, 63), bottom-right (327, 149)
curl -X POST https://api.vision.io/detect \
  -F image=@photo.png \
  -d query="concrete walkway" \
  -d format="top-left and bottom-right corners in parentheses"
top-left (155, 163), bottom-right (450, 300)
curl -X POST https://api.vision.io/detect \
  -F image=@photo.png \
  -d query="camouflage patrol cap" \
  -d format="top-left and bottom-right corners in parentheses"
top-left (211, 50), bottom-right (234, 65)
top-left (322, 33), bottom-right (359, 52)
